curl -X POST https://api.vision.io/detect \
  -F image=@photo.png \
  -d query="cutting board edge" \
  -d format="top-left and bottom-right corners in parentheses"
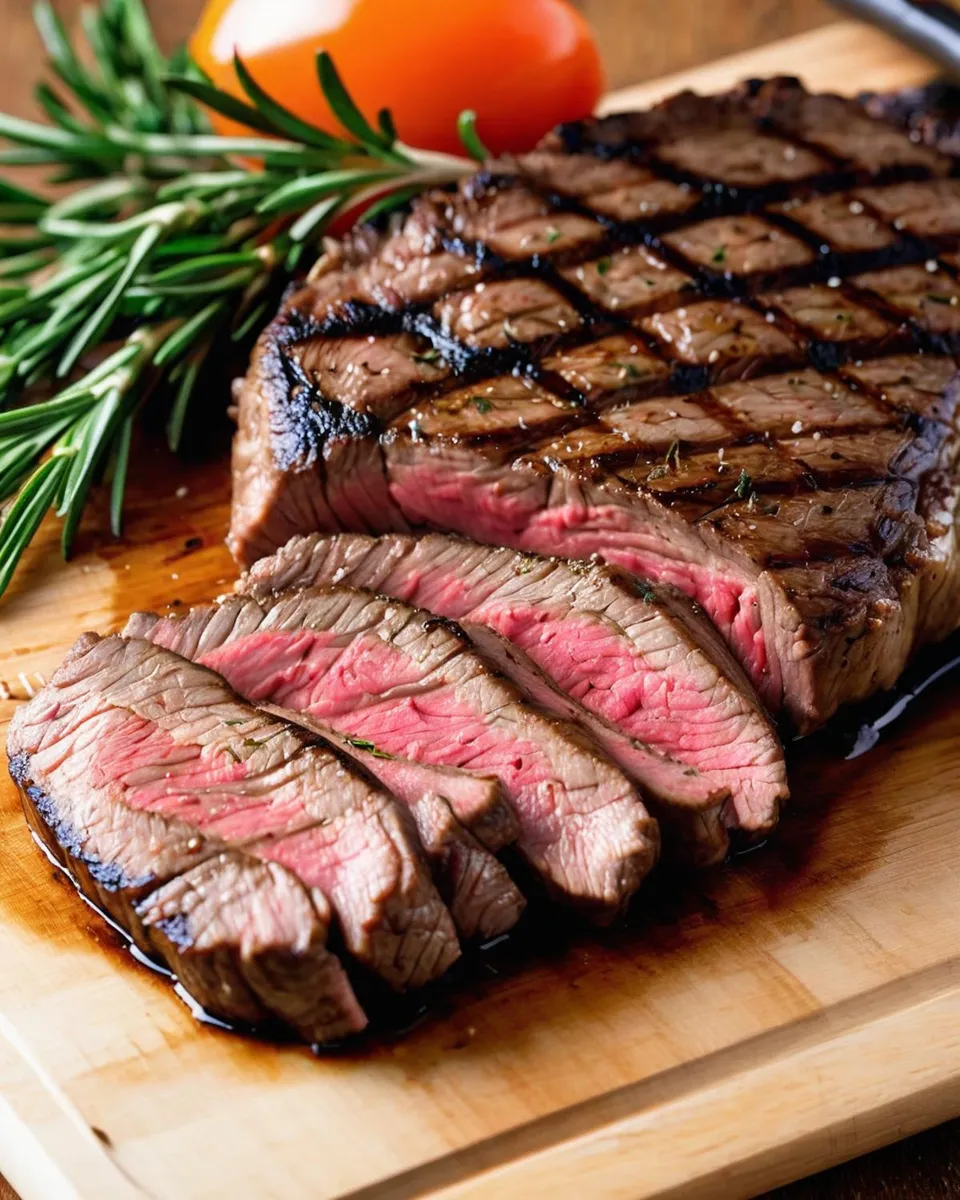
top-left (0, 1030), bottom-right (134, 1200)
top-left (423, 958), bottom-right (960, 1200)
top-left (600, 18), bottom-right (933, 113)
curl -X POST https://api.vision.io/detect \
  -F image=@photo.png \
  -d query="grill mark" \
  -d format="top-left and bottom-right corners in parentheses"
top-left (754, 120), bottom-right (946, 191)
top-left (285, 287), bottom-right (948, 469)
top-left (836, 363), bottom-right (960, 446)
top-left (553, 112), bottom-right (853, 205)
top-left (840, 272), bottom-right (960, 357)
top-left (558, 94), bottom-right (953, 192)
top-left (743, 287), bottom-right (900, 376)
top-left (300, 239), bottom-right (950, 414)
top-left (556, 407), bottom-right (920, 503)
top-left (757, 203), bottom-right (922, 281)
top-left (291, 166), bottom-right (960, 408)
top-left (260, 85), bottom-right (960, 578)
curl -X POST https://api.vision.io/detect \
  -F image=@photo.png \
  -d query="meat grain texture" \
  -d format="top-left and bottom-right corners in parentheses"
top-left (7, 634), bottom-right (460, 1041)
top-left (126, 588), bottom-right (660, 919)
top-left (241, 532), bottom-right (788, 865)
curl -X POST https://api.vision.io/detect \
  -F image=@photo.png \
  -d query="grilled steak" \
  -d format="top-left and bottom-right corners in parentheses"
top-left (228, 79), bottom-right (960, 733)
top-left (7, 633), bottom-right (461, 1041)
top-left (125, 590), bottom-right (659, 918)
top-left (241, 532), bottom-right (788, 858)
top-left (455, 620), bottom-right (730, 868)
top-left (862, 84), bottom-right (960, 160)
top-left (386, 790), bottom-right (524, 940)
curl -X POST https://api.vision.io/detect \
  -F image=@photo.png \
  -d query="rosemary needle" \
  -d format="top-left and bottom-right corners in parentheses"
top-left (0, 0), bottom-right (489, 599)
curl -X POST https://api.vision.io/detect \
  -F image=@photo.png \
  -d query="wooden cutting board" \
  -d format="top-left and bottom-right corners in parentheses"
top-left (0, 19), bottom-right (956, 1200)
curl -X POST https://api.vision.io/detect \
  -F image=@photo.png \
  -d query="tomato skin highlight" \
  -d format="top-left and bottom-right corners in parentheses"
top-left (190, 0), bottom-right (604, 156)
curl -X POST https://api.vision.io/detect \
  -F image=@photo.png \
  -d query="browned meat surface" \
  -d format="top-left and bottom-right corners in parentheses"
top-left (7, 634), bottom-right (462, 1042)
top-left (227, 76), bottom-right (960, 737)
top-left (662, 215), bottom-right (814, 282)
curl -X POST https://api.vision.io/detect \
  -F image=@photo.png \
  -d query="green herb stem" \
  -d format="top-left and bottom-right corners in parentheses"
top-left (0, 0), bottom-right (484, 597)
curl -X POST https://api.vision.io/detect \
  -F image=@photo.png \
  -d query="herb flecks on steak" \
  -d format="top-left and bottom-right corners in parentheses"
top-left (126, 589), bottom-right (660, 920)
top-left (229, 79), bottom-right (960, 735)
top-left (240, 532), bottom-right (789, 865)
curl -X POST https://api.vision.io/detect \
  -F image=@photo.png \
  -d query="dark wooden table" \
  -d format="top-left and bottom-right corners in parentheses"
top-left (0, 1), bottom-right (957, 1196)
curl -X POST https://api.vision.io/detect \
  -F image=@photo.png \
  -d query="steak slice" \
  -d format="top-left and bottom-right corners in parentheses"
top-left (341, 611), bottom-right (727, 868)
top-left (125, 590), bottom-right (659, 919)
top-left (258, 713), bottom-right (525, 939)
top-left (228, 79), bottom-right (960, 732)
top-left (457, 620), bottom-right (730, 869)
top-left (241, 532), bottom-right (788, 853)
top-left (313, 733), bottom-right (518, 854)
top-left (139, 852), bottom-right (364, 1042)
top-left (7, 633), bottom-right (460, 1037)
top-left (386, 790), bottom-right (524, 940)
top-left (123, 606), bottom-right (518, 854)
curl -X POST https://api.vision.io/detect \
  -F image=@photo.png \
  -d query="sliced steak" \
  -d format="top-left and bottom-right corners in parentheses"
top-left (319, 736), bottom-right (517, 855)
top-left (139, 852), bottom-right (364, 1043)
top-left (458, 619), bottom-right (730, 869)
top-left (228, 79), bottom-right (960, 732)
top-left (125, 591), bottom-right (659, 919)
top-left (7, 634), bottom-right (460, 1040)
top-left (122, 606), bottom-right (517, 855)
top-left (258, 713), bottom-right (525, 939)
top-left (389, 790), bottom-right (524, 941)
top-left (241, 532), bottom-right (788, 854)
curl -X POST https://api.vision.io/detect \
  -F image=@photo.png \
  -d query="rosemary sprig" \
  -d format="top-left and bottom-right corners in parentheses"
top-left (0, 0), bottom-right (488, 598)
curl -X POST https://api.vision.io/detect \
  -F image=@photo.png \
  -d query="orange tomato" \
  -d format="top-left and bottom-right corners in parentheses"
top-left (190, 0), bottom-right (604, 157)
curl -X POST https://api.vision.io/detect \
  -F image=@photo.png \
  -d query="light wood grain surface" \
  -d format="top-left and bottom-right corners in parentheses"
top-left (3, 5), bottom-right (960, 1200)
top-left (576, 0), bottom-right (836, 89)
top-left (4, 412), bottom-right (960, 1200)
